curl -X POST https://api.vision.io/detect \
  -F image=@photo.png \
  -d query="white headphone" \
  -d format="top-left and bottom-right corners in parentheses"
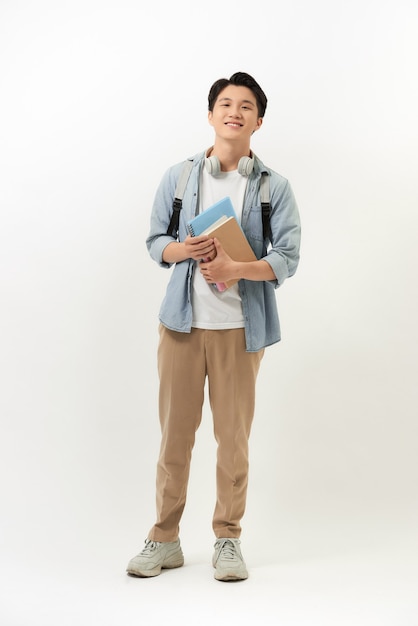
top-left (205, 153), bottom-right (254, 177)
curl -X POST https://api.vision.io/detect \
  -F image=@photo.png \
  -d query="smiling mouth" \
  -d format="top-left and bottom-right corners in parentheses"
top-left (225, 122), bottom-right (242, 127)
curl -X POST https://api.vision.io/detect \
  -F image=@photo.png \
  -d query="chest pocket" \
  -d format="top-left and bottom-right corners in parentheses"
top-left (245, 205), bottom-right (268, 258)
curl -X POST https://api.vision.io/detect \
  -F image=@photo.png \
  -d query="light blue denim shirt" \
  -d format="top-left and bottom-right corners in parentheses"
top-left (146, 151), bottom-right (301, 352)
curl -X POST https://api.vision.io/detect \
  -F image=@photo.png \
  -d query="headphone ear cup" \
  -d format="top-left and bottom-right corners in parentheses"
top-left (205, 155), bottom-right (221, 176)
top-left (205, 154), bottom-right (254, 177)
top-left (237, 156), bottom-right (254, 176)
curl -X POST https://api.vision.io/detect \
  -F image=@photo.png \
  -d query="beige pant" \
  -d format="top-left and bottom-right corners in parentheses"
top-left (148, 324), bottom-right (264, 542)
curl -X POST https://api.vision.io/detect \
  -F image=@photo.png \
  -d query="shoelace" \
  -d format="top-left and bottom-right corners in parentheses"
top-left (140, 539), bottom-right (161, 555)
top-left (215, 539), bottom-right (240, 561)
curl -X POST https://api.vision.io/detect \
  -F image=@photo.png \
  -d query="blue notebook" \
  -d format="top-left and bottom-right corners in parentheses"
top-left (187, 196), bottom-right (237, 236)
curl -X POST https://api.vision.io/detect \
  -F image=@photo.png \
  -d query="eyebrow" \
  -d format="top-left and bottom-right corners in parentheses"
top-left (218, 97), bottom-right (256, 106)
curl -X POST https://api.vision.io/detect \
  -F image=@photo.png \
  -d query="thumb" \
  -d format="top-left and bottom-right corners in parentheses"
top-left (213, 237), bottom-right (223, 253)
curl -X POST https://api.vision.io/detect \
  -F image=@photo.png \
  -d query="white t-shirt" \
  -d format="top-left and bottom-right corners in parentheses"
top-left (191, 167), bottom-right (248, 329)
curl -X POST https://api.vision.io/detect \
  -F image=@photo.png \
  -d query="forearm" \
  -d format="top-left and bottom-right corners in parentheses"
top-left (232, 259), bottom-right (276, 282)
top-left (162, 235), bottom-right (216, 264)
top-left (200, 243), bottom-right (277, 284)
top-left (162, 241), bottom-right (188, 264)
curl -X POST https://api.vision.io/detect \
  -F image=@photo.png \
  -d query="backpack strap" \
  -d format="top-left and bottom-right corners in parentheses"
top-left (166, 159), bottom-right (271, 240)
top-left (260, 171), bottom-right (271, 239)
top-left (166, 159), bottom-right (194, 238)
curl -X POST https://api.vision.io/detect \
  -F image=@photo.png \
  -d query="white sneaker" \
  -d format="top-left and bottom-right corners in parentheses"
top-left (212, 538), bottom-right (248, 581)
top-left (126, 539), bottom-right (184, 577)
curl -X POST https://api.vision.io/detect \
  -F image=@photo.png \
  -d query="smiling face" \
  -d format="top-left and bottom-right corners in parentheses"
top-left (208, 85), bottom-right (263, 144)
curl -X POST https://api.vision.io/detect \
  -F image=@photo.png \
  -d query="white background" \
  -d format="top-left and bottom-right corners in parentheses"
top-left (1, 1), bottom-right (417, 624)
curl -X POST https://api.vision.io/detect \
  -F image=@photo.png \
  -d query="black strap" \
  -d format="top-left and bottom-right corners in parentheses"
top-left (261, 201), bottom-right (271, 239)
top-left (260, 172), bottom-right (271, 239)
top-left (167, 198), bottom-right (182, 239)
top-left (166, 160), bottom-right (271, 239)
top-left (166, 159), bottom-right (194, 239)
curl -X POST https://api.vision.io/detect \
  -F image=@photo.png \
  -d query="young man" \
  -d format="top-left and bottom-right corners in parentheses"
top-left (127, 72), bottom-right (301, 581)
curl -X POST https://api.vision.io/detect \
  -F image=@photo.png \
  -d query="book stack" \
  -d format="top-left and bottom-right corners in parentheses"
top-left (187, 197), bottom-right (256, 291)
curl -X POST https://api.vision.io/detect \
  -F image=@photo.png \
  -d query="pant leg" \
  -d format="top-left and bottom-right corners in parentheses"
top-left (148, 325), bottom-right (207, 542)
top-left (205, 328), bottom-right (264, 538)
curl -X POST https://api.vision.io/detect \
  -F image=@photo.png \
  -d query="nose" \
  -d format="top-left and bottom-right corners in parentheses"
top-left (229, 107), bottom-right (241, 118)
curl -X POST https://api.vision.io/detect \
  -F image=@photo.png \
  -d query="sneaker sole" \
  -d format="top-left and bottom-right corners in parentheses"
top-left (214, 568), bottom-right (248, 581)
top-left (127, 557), bottom-right (184, 578)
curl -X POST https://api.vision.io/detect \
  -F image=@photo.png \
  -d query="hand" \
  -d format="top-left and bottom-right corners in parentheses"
top-left (199, 238), bottom-right (237, 284)
top-left (184, 234), bottom-right (216, 261)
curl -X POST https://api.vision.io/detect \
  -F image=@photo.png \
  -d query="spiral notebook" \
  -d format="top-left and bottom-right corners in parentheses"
top-left (187, 196), bottom-right (237, 236)
top-left (187, 196), bottom-right (238, 291)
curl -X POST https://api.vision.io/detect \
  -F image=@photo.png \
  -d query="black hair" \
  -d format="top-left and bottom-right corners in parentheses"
top-left (208, 72), bottom-right (267, 118)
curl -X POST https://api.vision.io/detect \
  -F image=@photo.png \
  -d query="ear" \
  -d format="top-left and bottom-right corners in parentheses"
top-left (254, 117), bottom-right (263, 132)
top-left (208, 110), bottom-right (214, 127)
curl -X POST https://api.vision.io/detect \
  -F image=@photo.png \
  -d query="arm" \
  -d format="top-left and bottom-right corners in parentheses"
top-left (146, 160), bottom-right (217, 267)
top-left (230, 259), bottom-right (276, 281)
top-left (262, 178), bottom-right (301, 286)
top-left (162, 234), bottom-right (216, 264)
top-left (200, 175), bottom-right (301, 286)
top-left (199, 237), bottom-right (275, 284)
